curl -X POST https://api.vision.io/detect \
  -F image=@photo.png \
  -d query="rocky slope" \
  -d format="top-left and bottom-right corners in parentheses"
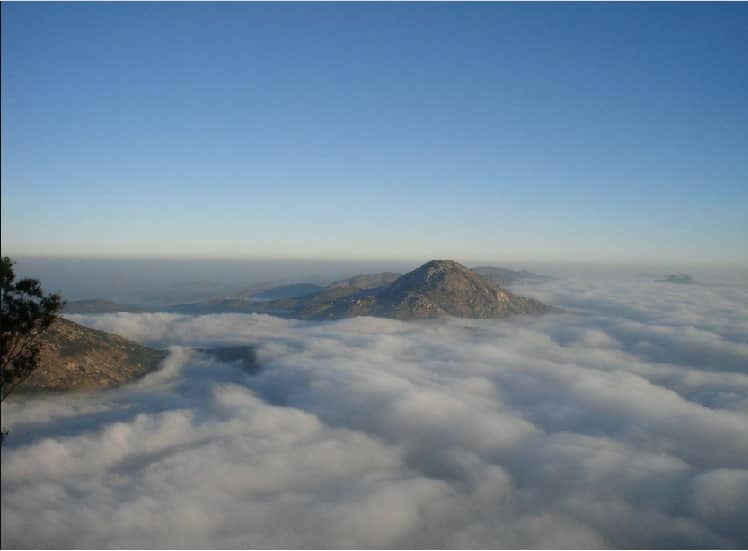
top-left (16, 318), bottom-right (168, 394)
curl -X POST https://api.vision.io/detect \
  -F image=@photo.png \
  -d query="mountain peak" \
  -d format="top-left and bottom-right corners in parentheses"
top-left (410, 259), bottom-right (471, 279)
top-left (386, 259), bottom-right (483, 295)
top-left (282, 260), bottom-right (559, 321)
top-left (422, 259), bottom-right (467, 269)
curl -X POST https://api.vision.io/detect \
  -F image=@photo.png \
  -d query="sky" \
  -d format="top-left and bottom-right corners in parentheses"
top-left (1, 2), bottom-right (747, 265)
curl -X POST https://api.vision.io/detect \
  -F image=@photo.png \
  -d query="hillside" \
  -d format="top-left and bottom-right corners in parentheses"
top-left (15, 318), bottom-right (168, 394)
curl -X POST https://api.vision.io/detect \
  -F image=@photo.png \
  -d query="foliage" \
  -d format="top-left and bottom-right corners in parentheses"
top-left (1, 256), bottom-right (64, 403)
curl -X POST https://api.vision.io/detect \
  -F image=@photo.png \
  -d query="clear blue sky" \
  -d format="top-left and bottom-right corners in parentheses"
top-left (2, 2), bottom-right (746, 265)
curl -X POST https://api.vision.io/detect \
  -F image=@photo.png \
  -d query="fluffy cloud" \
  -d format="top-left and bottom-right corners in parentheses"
top-left (2, 278), bottom-right (747, 548)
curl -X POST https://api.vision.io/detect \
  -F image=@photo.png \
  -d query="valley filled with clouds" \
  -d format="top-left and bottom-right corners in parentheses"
top-left (2, 277), bottom-right (747, 548)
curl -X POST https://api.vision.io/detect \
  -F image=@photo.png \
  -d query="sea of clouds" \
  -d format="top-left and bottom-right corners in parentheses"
top-left (2, 276), bottom-right (747, 548)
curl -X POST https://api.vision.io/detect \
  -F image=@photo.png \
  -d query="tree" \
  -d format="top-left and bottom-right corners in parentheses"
top-left (1, 256), bottom-right (63, 403)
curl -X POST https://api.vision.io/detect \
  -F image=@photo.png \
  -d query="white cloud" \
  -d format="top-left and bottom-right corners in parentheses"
top-left (2, 278), bottom-right (747, 548)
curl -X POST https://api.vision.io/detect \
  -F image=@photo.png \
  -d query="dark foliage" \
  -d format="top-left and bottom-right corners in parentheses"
top-left (1, 256), bottom-right (64, 403)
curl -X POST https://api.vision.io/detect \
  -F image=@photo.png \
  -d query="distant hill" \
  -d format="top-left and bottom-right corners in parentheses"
top-left (137, 280), bottom-right (238, 306)
top-left (471, 266), bottom-right (551, 287)
top-left (171, 297), bottom-right (260, 315)
top-left (328, 272), bottom-right (401, 290)
top-left (16, 318), bottom-right (168, 394)
top-left (261, 286), bottom-right (365, 318)
top-left (271, 260), bottom-right (558, 321)
top-left (63, 298), bottom-right (145, 314)
top-left (251, 283), bottom-right (326, 301)
top-left (170, 275), bottom-right (399, 315)
top-left (658, 273), bottom-right (696, 284)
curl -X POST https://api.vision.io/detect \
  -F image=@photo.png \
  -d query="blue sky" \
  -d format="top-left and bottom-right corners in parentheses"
top-left (2, 2), bottom-right (746, 265)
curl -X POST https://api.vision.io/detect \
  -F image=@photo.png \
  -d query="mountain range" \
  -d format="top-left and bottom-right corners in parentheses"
top-left (64, 261), bottom-right (557, 321)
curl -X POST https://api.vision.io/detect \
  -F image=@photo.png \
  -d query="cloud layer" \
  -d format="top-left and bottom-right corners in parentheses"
top-left (2, 278), bottom-right (747, 548)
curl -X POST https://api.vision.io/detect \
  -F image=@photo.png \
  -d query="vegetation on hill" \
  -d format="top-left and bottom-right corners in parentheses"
top-left (1, 257), bottom-right (64, 403)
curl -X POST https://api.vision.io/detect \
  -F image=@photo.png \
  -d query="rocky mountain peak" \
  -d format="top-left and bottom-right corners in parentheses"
top-left (300, 259), bottom-right (558, 321)
top-left (386, 260), bottom-right (479, 293)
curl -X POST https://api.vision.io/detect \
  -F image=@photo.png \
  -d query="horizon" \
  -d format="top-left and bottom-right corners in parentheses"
top-left (8, 254), bottom-right (748, 305)
top-left (6, 251), bottom-right (748, 269)
top-left (2, 2), bottom-right (747, 265)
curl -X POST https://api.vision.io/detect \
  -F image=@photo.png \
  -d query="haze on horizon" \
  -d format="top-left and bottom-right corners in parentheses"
top-left (2, 3), bottom-right (747, 266)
